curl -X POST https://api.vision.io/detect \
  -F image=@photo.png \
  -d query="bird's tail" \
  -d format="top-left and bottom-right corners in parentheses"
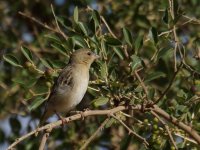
top-left (35, 110), bottom-right (52, 136)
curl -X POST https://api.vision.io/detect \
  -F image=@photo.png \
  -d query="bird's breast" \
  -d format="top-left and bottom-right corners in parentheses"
top-left (69, 69), bottom-right (89, 106)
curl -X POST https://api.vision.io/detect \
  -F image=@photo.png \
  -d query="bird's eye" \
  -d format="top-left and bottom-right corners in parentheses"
top-left (87, 52), bottom-right (91, 56)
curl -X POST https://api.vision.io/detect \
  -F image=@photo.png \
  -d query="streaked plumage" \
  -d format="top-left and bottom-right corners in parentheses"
top-left (39, 48), bottom-right (99, 126)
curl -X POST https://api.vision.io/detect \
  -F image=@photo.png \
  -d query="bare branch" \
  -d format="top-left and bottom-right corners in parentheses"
top-left (152, 105), bottom-right (200, 144)
top-left (19, 11), bottom-right (58, 33)
top-left (18, 11), bottom-right (68, 40)
top-left (7, 104), bottom-right (200, 149)
top-left (87, 6), bottom-right (117, 38)
top-left (79, 118), bottom-right (110, 150)
top-left (111, 114), bottom-right (149, 147)
top-left (134, 70), bottom-right (149, 101)
top-left (50, 4), bottom-right (68, 40)
top-left (100, 16), bottom-right (117, 38)
top-left (151, 111), bottom-right (178, 150)
top-left (154, 62), bottom-right (183, 104)
top-left (39, 132), bottom-right (50, 150)
top-left (174, 132), bottom-right (198, 144)
top-left (7, 106), bottom-right (128, 150)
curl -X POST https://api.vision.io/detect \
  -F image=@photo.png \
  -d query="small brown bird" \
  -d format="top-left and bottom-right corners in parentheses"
top-left (39, 48), bottom-right (99, 126)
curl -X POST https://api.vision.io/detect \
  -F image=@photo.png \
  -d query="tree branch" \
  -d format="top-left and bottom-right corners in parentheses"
top-left (151, 111), bottom-right (178, 150)
top-left (154, 62), bottom-right (183, 104)
top-left (111, 114), bottom-right (149, 147)
top-left (39, 131), bottom-right (50, 150)
top-left (50, 4), bottom-right (68, 40)
top-left (79, 118), bottom-right (110, 150)
top-left (134, 70), bottom-right (149, 101)
top-left (7, 104), bottom-right (200, 149)
top-left (18, 11), bottom-right (68, 40)
top-left (152, 105), bottom-right (200, 144)
top-left (7, 106), bottom-right (128, 150)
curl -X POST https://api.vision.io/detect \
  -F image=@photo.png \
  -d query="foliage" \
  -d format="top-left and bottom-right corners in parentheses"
top-left (1, 0), bottom-right (200, 149)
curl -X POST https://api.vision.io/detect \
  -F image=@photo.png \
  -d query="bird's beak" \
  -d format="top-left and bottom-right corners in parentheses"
top-left (93, 53), bottom-right (100, 59)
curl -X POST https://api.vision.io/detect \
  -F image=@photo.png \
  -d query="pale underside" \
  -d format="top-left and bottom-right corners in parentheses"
top-left (40, 64), bottom-right (89, 124)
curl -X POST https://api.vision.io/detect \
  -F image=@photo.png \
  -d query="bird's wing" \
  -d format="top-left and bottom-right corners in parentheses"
top-left (50, 65), bottom-right (74, 99)
top-left (39, 65), bottom-right (74, 126)
top-left (44, 65), bottom-right (74, 109)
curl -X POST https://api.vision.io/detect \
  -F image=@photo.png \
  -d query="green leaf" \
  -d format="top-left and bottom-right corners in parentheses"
top-left (145, 71), bottom-right (166, 83)
top-left (45, 34), bottom-right (61, 43)
top-left (25, 78), bottom-right (38, 88)
top-left (12, 78), bottom-right (26, 85)
top-left (105, 37), bottom-right (121, 46)
top-left (12, 77), bottom-right (38, 88)
top-left (173, 0), bottom-right (179, 17)
top-left (39, 58), bottom-right (53, 69)
top-left (3, 54), bottom-right (22, 68)
top-left (105, 118), bottom-right (116, 128)
top-left (92, 97), bottom-right (109, 107)
top-left (92, 10), bottom-right (101, 30)
top-left (74, 6), bottom-right (79, 23)
top-left (56, 16), bottom-right (72, 29)
top-left (28, 97), bottom-right (46, 111)
top-left (21, 46), bottom-right (33, 63)
top-left (50, 60), bottom-right (67, 68)
top-left (162, 8), bottom-right (168, 24)
top-left (136, 15), bottom-right (150, 29)
top-left (148, 88), bottom-right (155, 100)
top-left (65, 37), bottom-right (74, 50)
top-left (113, 47), bottom-right (124, 60)
top-left (134, 35), bottom-right (143, 53)
top-left (123, 27), bottom-right (133, 47)
top-left (72, 35), bottom-right (87, 48)
top-left (51, 43), bottom-right (67, 56)
top-left (100, 39), bottom-right (108, 59)
top-left (151, 27), bottom-right (158, 44)
top-left (100, 62), bottom-right (108, 81)
top-left (157, 47), bottom-right (173, 60)
top-left (130, 55), bottom-right (142, 71)
top-left (77, 22), bottom-right (88, 36)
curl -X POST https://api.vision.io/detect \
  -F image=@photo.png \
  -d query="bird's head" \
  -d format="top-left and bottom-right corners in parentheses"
top-left (70, 48), bottom-right (99, 66)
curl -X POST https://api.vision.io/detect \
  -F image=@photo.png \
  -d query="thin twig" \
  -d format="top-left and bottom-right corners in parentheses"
top-left (111, 114), bottom-right (149, 147)
top-left (174, 132), bottom-right (197, 144)
top-left (18, 11), bottom-right (67, 40)
top-left (134, 70), bottom-right (149, 101)
top-left (152, 105), bottom-right (200, 144)
top-left (168, 0), bottom-right (174, 20)
top-left (182, 15), bottom-right (200, 25)
top-left (79, 118), bottom-right (110, 150)
top-left (19, 11), bottom-right (58, 33)
top-left (151, 111), bottom-right (178, 150)
top-left (182, 61), bottom-right (200, 76)
top-left (7, 104), bottom-right (200, 149)
top-left (50, 4), bottom-right (68, 40)
top-left (7, 106), bottom-right (128, 150)
top-left (100, 16), bottom-right (117, 38)
top-left (39, 132), bottom-right (50, 150)
top-left (144, 29), bottom-right (173, 43)
top-left (173, 40), bottom-right (178, 71)
top-left (154, 62), bottom-right (183, 104)
top-left (86, 6), bottom-right (117, 38)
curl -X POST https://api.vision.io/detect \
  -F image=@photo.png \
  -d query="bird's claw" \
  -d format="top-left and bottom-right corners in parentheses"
top-left (55, 111), bottom-right (66, 127)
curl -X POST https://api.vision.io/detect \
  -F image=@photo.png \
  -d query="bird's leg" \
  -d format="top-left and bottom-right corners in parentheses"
top-left (83, 108), bottom-right (90, 111)
top-left (70, 108), bottom-right (90, 120)
top-left (55, 111), bottom-right (65, 126)
top-left (70, 110), bottom-right (82, 114)
top-left (70, 110), bottom-right (84, 120)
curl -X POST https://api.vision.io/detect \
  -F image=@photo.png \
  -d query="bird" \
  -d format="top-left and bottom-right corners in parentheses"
top-left (38, 48), bottom-right (99, 126)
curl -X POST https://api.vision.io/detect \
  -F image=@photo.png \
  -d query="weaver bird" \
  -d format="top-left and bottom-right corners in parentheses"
top-left (39, 48), bottom-right (99, 126)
